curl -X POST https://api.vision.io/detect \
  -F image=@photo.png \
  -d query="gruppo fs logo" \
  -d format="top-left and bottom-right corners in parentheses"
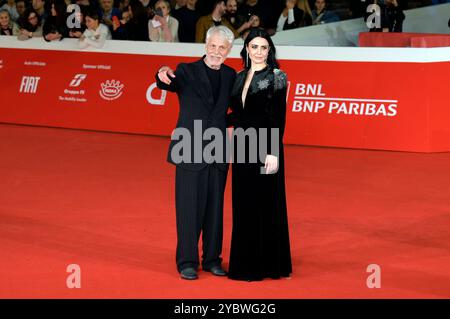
top-left (70, 74), bottom-right (87, 87)
top-left (99, 80), bottom-right (124, 101)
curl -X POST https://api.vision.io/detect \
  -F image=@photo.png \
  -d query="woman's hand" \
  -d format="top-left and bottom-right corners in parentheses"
top-left (46, 32), bottom-right (60, 41)
top-left (20, 29), bottom-right (31, 37)
top-left (264, 155), bottom-right (278, 174)
top-left (286, 0), bottom-right (296, 10)
top-left (70, 31), bottom-right (82, 38)
top-left (112, 18), bottom-right (121, 31)
top-left (154, 15), bottom-right (166, 28)
top-left (388, 0), bottom-right (399, 7)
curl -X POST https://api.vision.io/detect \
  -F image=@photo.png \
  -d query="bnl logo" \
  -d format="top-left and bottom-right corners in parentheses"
top-left (19, 76), bottom-right (41, 94)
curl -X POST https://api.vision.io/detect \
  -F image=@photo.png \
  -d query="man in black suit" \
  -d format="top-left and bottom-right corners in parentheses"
top-left (156, 25), bottom-right (236, 280)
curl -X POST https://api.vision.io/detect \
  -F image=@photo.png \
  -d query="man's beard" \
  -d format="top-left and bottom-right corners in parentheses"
top-left (225, 12), bottom-right (237, 19)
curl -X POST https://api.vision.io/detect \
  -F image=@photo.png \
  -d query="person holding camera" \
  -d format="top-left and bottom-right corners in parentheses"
top-left (277, 0), bottom-right (311, 32)
top-left (240, 14), bottom-right (259, 39)
top-left (148, 0), bottom-right (179, 42)
top-left (223, 0), bottom-right (257, 38)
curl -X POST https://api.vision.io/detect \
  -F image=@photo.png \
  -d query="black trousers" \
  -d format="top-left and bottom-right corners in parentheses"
top-left (175, 164), bottom-right (227, 272)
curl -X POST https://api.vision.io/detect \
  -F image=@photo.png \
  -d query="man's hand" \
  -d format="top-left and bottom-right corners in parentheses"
top-left (158, 66), bottom-right (175, 84)
top-left (264, 155), bottom-right (278, 174)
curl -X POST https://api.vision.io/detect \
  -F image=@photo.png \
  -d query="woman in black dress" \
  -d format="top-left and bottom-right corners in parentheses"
top-left (227, 28), bottom-right (292, 281)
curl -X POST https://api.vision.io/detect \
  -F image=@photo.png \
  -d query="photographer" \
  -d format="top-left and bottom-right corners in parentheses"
top-left (276, 0), bottom-right (311, 32)
top-left (148, 0), bottom-right (179, 42)
top-left (240, 14), bottom-right (259, 39)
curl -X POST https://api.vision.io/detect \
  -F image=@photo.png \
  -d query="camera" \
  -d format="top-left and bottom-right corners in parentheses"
top-left (155, 8), bottom-right (163, 17)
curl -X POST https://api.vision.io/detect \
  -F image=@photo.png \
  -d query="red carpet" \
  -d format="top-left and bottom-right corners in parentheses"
top-left (1, 123), bottom-right (449, 298)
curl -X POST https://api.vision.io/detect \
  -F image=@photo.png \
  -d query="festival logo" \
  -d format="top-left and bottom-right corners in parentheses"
top-left (146, 82), bottom-right (167, 105)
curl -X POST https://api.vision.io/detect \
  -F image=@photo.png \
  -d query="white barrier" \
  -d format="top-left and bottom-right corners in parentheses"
top-left (1, 36), bottom-right (449, 62)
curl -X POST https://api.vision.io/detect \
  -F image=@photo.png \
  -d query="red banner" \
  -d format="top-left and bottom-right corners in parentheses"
top-left (359, 32), bottom-right (450, 48)
top-left (1, 46), bottom-right (449, 152)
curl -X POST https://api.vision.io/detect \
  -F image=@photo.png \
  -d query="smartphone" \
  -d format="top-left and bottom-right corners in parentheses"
top-left (155, 8), bottom-right (163, 17)
top-left (112, 15), bottom-right (119, 25)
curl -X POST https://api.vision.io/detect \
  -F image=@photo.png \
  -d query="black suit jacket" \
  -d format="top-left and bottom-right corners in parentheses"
top-left (156, 58), bottom-right (236, 171)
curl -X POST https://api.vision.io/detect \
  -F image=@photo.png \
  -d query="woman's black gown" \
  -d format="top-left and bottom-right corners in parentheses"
top-left (227, 66), bottom-right (292, 281)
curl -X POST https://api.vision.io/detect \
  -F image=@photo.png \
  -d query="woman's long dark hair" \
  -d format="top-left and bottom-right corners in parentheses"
top-left (128, 0), bottom-right (147, 22)
top-left (240, 28), bottom-right (279, 70)
top-left (44, 0), bottom-right (68, 26)
top-left (20, 8), bottom-right (41, 32)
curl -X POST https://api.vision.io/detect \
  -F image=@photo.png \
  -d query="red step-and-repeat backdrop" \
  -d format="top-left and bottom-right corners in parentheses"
top-left (0, 47), bottom-right (449, 152)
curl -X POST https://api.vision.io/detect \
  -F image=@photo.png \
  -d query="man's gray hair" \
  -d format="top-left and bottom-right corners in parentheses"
top-left (205, 25), bottom-right (235, 45)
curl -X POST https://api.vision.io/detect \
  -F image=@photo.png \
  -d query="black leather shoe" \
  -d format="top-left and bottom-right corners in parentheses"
top-left (204, 266), bottom-right (227, 276)
top-left (180, 267), bottom-right (198, 280)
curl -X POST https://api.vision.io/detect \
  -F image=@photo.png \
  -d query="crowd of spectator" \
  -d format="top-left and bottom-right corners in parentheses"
top-left (0, 0), bottom-right (448, 44)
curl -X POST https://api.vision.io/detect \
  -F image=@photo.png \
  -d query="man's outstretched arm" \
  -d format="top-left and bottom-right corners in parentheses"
top-left (155, 66), bottom-right (179, 92)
